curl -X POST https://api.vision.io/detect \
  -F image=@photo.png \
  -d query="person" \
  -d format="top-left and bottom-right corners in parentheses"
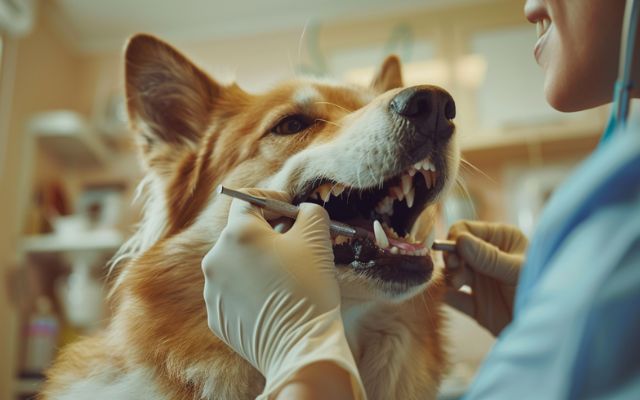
top-left (202, 0), bottom-right (640, 398)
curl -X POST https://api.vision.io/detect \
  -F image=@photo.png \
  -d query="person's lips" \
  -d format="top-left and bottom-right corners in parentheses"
top-left (534, 18), bottom-right (552, 65)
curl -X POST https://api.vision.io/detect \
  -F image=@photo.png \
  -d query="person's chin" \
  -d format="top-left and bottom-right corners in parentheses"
top-left (544, 71), bottom-right (588, 112)
top-left (545, 75), bottom-right (611, 113)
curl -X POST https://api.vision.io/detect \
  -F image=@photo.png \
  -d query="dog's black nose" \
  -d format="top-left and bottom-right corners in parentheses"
top-left (389, 85), bottom-right (455, 135)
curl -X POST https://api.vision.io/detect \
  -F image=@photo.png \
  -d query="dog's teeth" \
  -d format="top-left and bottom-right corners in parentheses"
top-left (422, 170), bottom-right (436, 189)
top-left (406, 188), bottom-right (415, 208)
top-left (422, 171), bottom-right (431, 189)
top-left (390, 246), bottom-right (399, 254)
top-left (331, 184), bottom-right (345, 197)
top-left (373, 220), bottom-right (390, 249)
top-left (318, 185), bottom-right (332, 202)
top-left (309, 192), bottom-right (319, 199)
top-left (385, 197), bottom-right (395, 216)
top-left (391, 186), bottom-right (404, 201)
top-left (408, 167), bottom-right (417, 177)
top-left (401, 174), bottom-right (413, 195)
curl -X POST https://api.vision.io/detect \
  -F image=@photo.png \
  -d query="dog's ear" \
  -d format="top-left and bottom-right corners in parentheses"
top-left (125, 34), bottom-right (219, 167)
top-left (370, 55), bottom-right (403, 92)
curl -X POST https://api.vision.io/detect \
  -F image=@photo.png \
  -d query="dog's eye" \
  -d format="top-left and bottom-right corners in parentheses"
top-left (271, 115), bottom-right (313, 135)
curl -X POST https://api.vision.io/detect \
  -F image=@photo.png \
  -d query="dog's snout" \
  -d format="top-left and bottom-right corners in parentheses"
top-left (389, 86), bottom-right (455, 136)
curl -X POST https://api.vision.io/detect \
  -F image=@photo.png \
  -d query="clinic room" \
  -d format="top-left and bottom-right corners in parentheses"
top-left (3, 0), bottom-right (637, 399)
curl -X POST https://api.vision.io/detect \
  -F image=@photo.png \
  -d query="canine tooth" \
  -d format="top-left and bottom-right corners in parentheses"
top-left (331, 184), bottom-right (345, 197)
top-left (391, 186), bottom-right (404, 201)
top-left (390, 246), bottom-right (399, 255)
top-left (401, 174), bottom-right (413, 195)
top-left (408, 168), bottom-right (417, 177)
top-left (318, 185), bottom-right (331, 202)
top-left (309, 192), bottom-right (319, 199)
top-left (406, 188), bottom-right (415, 208)
top-left (423, 171), bottom-right (432, 189)
top-left (373, 220), bottom-right (390, 249)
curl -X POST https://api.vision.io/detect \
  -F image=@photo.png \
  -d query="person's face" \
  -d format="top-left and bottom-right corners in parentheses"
top-left (524, 0), bottom-right (627, 112)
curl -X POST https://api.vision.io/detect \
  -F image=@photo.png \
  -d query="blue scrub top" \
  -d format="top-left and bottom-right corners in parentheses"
top-left (464, 123), bottom-right (640, 399)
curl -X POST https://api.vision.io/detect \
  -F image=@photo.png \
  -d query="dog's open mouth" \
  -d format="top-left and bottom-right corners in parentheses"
top-left (293, 156), bottom-right (445, 285)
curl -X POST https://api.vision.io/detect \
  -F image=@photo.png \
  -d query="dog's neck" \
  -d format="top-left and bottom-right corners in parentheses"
top-left (341, 299), bottom-right (375, 357)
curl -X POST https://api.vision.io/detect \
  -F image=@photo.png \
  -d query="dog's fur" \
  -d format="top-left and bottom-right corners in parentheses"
top-left (41, 34), bottom-right (459, 399)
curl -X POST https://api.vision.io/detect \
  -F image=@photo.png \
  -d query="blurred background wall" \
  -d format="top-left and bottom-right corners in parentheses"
top-left (0, 0), bottom-right (607, 398)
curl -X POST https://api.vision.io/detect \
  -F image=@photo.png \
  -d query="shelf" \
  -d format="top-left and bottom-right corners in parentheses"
top-left (21, 229), bottom-right (124, 254)
top-left (459, 123), bottom-right (602, 165)
top-left (28, 111), bottom-right (113, 168)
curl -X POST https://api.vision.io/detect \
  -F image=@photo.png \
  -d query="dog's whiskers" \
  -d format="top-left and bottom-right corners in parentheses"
top-left (315, 118), bottom-right (343, 128)
top-left (297, 18), bottom-right (310, 68)
top-left (460, 158), bottom-right (495, 184)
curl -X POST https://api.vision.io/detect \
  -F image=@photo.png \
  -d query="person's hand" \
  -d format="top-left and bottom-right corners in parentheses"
top-left (202, 189), bottom-right (366, 400)
top-left (443, 221), bottom-right (528, 336)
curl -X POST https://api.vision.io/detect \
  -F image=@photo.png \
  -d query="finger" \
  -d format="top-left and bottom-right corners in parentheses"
top-left (443, 253), bottom-right (461, 270)
top-left (226, 197), bottom-right (274, 238)
top-left (235, 188), bottom-right (292, 220)
top-left (444, 289), bottom-right (475, 319)
top-left (455, 221), bottom-right (527, 252)
top-left (457, 233), bottom-right (520, 285)
top-left (286, 202), bottom-right (331, 241)
top-left (449, 220), bottom-right (501, 242)
top-left (448, 265), bottom-right (473, 289)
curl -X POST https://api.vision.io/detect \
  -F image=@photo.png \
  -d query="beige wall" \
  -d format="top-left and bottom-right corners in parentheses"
top-left (0, 12), bottom-right (85, 396)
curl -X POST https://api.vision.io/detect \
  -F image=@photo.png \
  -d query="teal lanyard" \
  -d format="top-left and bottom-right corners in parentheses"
top-left (603, 0), bottom-right (640, 143)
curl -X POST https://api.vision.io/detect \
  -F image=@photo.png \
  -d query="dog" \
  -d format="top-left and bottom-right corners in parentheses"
top-left (41, 33), bottom-right (459, 399)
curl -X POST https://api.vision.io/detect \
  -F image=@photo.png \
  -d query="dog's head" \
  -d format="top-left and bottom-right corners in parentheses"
top-left (122, 34), bottom-right (459, 303)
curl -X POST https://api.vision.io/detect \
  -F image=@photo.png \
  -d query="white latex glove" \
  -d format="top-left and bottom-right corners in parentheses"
top-left (443, 220), bottom-right (528, 336)
top-left (202, 189), bottom-right (366, 400)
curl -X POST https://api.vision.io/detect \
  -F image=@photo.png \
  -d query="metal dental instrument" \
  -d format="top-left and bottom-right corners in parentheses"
top-left (431, 239), bottom-right (456, 253)
top-left (217, 185), bottom-right (372, 238)
top-left (218, 185), bottom-right (457, 250)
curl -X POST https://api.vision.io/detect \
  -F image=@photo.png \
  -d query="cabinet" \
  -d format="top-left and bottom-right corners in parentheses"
top-left (12, 111), bottom-right (131, 398)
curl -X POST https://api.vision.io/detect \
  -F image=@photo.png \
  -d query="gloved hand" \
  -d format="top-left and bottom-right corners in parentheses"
top-left (443, 220), bottom-right (528, 336)
top-left (202, 189), bottom-right (366, 400)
